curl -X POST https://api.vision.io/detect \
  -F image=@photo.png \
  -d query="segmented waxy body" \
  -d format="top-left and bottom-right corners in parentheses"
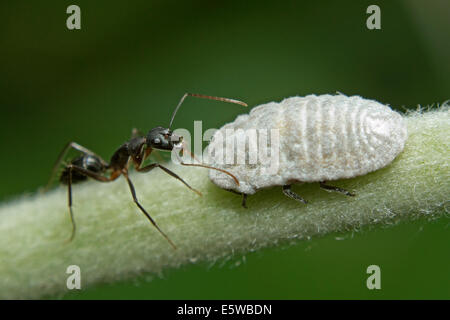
top-left (207, 94), bottom-right (408, 194)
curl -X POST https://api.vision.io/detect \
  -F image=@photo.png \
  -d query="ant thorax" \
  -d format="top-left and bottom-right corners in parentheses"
top-left (127, 137), bottom-right (147, 156)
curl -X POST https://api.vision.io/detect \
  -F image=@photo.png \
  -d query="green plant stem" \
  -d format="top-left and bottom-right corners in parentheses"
top-left (0, 107), bottom-right (448, 299)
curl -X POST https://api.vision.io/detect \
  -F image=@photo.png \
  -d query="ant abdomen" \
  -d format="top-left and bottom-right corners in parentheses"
top-left (60, 155), bottom-right (105, 184)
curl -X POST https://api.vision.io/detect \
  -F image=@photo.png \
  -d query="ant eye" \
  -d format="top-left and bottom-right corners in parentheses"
top-left (154, 138), bottom-right (161, 144)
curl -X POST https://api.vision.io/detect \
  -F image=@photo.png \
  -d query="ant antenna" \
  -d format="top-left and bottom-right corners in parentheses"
top-left (169, 93), bottom-right (247, 129)
top-left (175, 143), bottom-right (240, 186)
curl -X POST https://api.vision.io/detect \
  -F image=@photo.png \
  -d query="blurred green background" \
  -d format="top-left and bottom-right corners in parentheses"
top-left (0, 0), bottom-right (448, 299)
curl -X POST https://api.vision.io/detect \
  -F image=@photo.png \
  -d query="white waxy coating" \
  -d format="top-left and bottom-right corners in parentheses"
top-left (206, 94), bottom-right (408, 194)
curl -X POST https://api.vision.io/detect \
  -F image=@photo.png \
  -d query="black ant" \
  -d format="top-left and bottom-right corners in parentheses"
top-left (45, 93), bottom-right (247, 249)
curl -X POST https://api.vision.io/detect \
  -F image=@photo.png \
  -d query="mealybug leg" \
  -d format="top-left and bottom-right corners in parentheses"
top-left (224, 189), bottom-right (248, 208)
top-left (282, 185), bottom-right (308, 204)
top-left (319, 182), bottom-right (355, 197)
top-left (241, 194), bottom-right (248, 208)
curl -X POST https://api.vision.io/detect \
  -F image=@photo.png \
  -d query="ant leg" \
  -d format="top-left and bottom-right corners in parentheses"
top-left (131, 129), bottom-right (164, 162)
top-left (282, 185), bottom-right (308, 204)
top-left (45, 142), bottom-right (108, 191)
top-left (224, 189), bottom-right (248, 208)
top-left (319, 182), bottom-right (355, 197)
top-left (62, 165), bottom-right (118, 242)
top-left (122, 170), bottom-right (176, 250)
top-left (68, 164), bottom-right (117, 182)
top-left (131, 128), bottom-right (143, 138)
top-left (131, 129), bottom-right (165, 163)
top-left (136, 163), bottom-right (202, 196)
top-left (66, 166), bottom-right (76, 242)
top-left (151, 150), bottom-right (165, 162)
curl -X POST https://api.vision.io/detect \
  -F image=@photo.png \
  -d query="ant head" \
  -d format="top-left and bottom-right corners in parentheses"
top-left (144, 93), bottom-right (246, 152)
top-left (146, 126), bottom-right (182, 151)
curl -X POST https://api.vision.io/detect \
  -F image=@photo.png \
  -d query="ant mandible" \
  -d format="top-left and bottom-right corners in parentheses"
top-left (45, 93), bottom-right (247, 249)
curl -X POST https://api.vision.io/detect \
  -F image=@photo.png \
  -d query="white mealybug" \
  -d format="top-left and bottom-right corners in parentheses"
top-left (206, 94), bottom-right (408, 207)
